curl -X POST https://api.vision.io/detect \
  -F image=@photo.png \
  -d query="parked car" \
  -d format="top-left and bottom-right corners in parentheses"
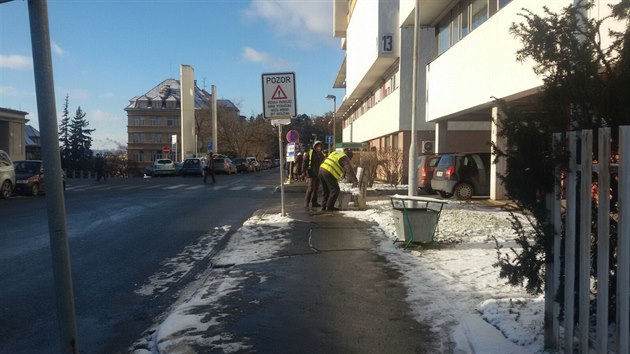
top-left (0, 150), bottom-right (15, 199)
top-left (179, 158), bottom-right (204, 176)
top-left (152, 159), bottom-right (177, 176)
top-left (232, 157), bottom-right (254, 173)
top-left (431, 152), bottom-right (491, 200)
top-left (417, 154), bottom-right (442, 194)
top-left (213, 157), bottom-right (237, 175)
top-left (13, 160), bottom-right (66, 196)
top-left (246, 157), bottom-right (260, 171)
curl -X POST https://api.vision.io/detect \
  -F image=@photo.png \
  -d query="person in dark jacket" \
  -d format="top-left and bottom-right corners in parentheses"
top-left (203, 153), bottom-right (216, 183)
top-left (318, 148), bottom-right (358, 211)
top-left (302, 141), bottom-right (325, 208)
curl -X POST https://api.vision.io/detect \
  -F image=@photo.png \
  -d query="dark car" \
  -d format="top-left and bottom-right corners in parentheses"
top-left (430, 153), bottom-right (491, 200)
top-left (232, 157), bottom-right (253, 173)
top-left (417, 154), bottom-right (441, 194)
top-left (179, 158), bottom-right (204, 176)
top-left (13, 160), bottom-right (66, 196)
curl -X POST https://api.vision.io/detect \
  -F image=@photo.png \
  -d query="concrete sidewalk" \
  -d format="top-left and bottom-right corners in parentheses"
top-left (158, 181), bottom-right (532, 353)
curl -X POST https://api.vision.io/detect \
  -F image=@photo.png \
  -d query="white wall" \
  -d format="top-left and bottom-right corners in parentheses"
top-left (343, 89), bottom-right (400, 142)
top-left (346, 0), bottom-right (379, 96)
top-left (426, 0), bottom-right (568, 121)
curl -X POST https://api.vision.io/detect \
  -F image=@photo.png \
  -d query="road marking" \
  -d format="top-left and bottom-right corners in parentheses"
top-left (164, 184), bottom-right (187, 190)
top-left (252, 186), bottom-right (266, 191)
top-left (212, 185), bottom-right (227, 190)
top-left (229, 186), bottom-right (246, 191)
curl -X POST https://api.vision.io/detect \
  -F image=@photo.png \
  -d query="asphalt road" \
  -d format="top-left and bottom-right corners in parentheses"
top-left (0, 168), bottom-right (281, 353)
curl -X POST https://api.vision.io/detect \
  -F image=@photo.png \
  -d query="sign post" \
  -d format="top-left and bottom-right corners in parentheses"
top-left (262, 72), bottom-right (297, 216)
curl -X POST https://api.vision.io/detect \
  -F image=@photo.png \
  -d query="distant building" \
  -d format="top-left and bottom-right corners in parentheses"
top-left (0, 107), bottom-right (29, 161)
top-left (125, 78), bottom-right (238, 174)
top-left (24, 125), bottom-right (41, 160)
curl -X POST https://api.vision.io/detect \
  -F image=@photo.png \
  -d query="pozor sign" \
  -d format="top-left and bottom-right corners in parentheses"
top-left (262, 72), bottom-right (297, 118)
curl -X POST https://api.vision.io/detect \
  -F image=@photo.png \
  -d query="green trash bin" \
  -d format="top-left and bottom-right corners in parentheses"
top-left (390, 195), bottom-right (447, 247)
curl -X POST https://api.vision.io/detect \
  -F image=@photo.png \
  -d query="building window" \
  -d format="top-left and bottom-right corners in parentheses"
top-left (151, 151), bottom-right (162, 162)
top-left (437, 16), bottom-right (451, 55)
top-left (150, 117), bottom-right (161, 126)
top-left (134, 117), bottom-right (145, 126)
top-left (167, 118), bottom-right (179, 127)
top-left (461, 3), bottom-right (469, 38)
top-left (153, 99), bottom-right (162, 109)
top-left (166, 101), bottom-right (176, 109)
top-left (471, 0), bottom-right (488, 30)
top-left (132, 133), bottom-right (144, 143)
top-left (498, 0), bottom-right (512, 9)
top-left (151, 134), bottom-right (161, 143)
top-left (137, 150), bottom-right (144, 162)
top-left (451, 4), bottom-right (460, 45)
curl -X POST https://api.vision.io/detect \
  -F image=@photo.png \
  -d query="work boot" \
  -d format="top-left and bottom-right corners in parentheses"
top-left (327, 207), bottom-right (340, 212)
top-left (312, 202), bottom-right (321, 207)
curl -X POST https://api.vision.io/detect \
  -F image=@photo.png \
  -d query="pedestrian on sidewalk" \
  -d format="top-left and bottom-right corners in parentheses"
top-left (293, 153), bottom-right (304, 181)
top-left (94, 153), bottom-right (106, 182)
top-left (318, 148), bottom-right (358, 211)
top-left (302, 141), bottom-right (325, 208)
top-left (203, 153), bottom-right (216, 183)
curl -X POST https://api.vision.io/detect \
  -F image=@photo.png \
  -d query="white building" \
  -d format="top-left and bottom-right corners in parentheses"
top-left (332, 0), bottom-right (622, 199)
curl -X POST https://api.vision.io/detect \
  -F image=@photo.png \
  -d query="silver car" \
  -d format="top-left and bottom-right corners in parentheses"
top-left (152, 159), bottom-right (176, 176)
top-left (0, 150), bottom-right (15, 199)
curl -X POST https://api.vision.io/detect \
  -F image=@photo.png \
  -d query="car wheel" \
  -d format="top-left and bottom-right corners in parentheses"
top-left (31, 183), bottom-right (40, 196)
top-left (0, 180), bottom-right (12, 199)
top-left (454, 183), bottom-right (474, 200)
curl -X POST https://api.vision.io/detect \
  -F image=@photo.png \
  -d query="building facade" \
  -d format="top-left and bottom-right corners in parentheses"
top-left (0, 107), bottom-right (28, 161)
top-left (333, 0), bottom-right (622, 198)
top-left (125, 79), bottom-right (238, 174)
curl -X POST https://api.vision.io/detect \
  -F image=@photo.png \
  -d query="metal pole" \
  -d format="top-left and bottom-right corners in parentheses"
top-left (333, 97), bottom-right (336, 148)
top-left (212, 85), bottom-right (217, 153)
top-left (27, 1), bottom-right (79, 352)
top-left (407, 0), bottom-right (420, 196)
top-left (278, 123), bottom-right (285, 216)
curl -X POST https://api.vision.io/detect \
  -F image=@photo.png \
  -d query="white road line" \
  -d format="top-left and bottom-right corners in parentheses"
top-left (229, 186), bottom-right (246, 191)
top-left (252, 186), bottom-right (265, 191)
top-left (212, 185), bottom-right (227, 190)
top-left (164, 184), bottom-right (187, 190)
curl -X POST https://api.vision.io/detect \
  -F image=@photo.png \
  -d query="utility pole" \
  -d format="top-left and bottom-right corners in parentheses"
top-left (408, 0), bottom-right (420, 196)
top-left (27, 0), bottom-right (79, 352)
top-left (212, 85), bottom-right (217, 153)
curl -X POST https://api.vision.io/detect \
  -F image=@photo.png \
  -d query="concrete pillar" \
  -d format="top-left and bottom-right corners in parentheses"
top-left (180, 65), bottom-right (195, 160)
top-left (435, 121), bottom-right (448, 153)
top-left (490, 106), bottom-right (507, 200)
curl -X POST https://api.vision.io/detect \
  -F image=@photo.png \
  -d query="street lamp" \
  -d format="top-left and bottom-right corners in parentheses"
top-left (326, 94), bottom-right (336, 149)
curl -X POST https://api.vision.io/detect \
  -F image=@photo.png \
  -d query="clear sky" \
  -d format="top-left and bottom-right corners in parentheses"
top-left (0, 0), bottom-right (345, 150)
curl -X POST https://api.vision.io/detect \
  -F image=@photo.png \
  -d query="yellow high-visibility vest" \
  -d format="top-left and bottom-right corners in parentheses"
top-left (320, 151), bottom-right (346, 180)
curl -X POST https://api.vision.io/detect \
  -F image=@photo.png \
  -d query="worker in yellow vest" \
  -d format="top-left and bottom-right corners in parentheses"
top-left (318, 148), bottom-right (358, 211)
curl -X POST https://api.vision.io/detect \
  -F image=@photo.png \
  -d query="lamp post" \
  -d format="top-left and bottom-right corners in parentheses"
top-left (326, 94), bottom-right (336, 149)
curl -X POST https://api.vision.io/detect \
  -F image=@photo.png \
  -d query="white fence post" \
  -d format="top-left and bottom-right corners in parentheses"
top-left (565, 131), bottom-right (577, 353)
top-left (618, 126), bottom-right (630, 354)
top-left (578, 130), bottom-right (592, 353)
top-left (596, 127), bottom-right (610, 354)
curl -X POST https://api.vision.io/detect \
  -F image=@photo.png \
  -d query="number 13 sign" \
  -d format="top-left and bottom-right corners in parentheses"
top-left (381, 33), bottom-right (393, 55)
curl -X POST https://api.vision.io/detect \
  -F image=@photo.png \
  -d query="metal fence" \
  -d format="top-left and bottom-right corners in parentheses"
top-left (546, 127), bottom-right (629, 353)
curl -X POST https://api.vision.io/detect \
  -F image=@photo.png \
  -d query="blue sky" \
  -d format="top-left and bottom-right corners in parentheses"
top-left (0, 0), bottom-right (345, 150)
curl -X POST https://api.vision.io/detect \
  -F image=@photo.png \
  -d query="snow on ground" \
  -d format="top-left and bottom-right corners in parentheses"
top-left (345, 196), bottom-right (544, 353)
top-left (132, 183), bottom-right (545, 353)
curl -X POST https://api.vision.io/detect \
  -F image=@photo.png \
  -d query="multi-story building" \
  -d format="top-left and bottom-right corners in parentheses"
top-left (333, 0), bottom-right (622, 198)
top-left (125, 78), bottom-right (238, 174)
top-left (0, 107), bottom-right (28, 161)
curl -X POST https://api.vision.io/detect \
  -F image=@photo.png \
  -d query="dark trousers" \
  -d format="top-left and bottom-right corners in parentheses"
top-left (319, 169), bottom-right (339, 210)
top-left (203, 167), bottom-right (215, 183)
top-left (305, 175), bottom-right (320, 206)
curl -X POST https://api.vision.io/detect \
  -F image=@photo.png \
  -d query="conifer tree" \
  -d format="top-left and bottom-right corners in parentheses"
top-left (58, 94), bottom-right (71, 168)
top-left (68, 106), bottom-right (94, 171)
